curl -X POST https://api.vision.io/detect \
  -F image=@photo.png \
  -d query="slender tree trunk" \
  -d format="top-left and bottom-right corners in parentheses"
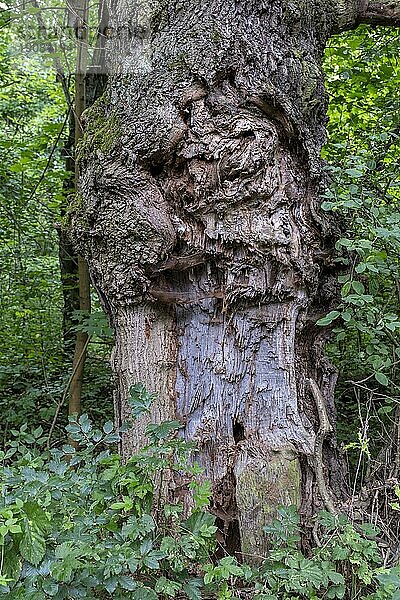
top-left (32, 0), bottom-right (79, 355)
top-left (67, 0), bottom-right (91, 419)
top-left (60, 0), bottom-right (108, 360)
top-left (65, 0), bottom-right (109, 417)
top-left (59, 113), bottom-right (79, 354)
top-left (71, 0), bottom-right (400, 555)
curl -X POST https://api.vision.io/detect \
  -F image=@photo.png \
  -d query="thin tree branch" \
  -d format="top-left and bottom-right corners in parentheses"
top-left (30, 0), bottom-right (72, 107)
top-left (307, 377), bottom-right (338, 515)
top-left (357, 0), bottom-right (400, 27)
top-left (46, 334), bottom-right (91, 450)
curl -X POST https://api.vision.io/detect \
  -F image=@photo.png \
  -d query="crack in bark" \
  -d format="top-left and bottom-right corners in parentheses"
top-left (149, 288), bottom-right (224, 305)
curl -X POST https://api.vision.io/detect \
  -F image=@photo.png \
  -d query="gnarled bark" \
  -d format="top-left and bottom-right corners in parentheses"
top-left (70, 0), bottom-right (398, 555)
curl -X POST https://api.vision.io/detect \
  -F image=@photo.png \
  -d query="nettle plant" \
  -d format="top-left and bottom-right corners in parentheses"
top-left (1, 385), bottom-right (400, 600)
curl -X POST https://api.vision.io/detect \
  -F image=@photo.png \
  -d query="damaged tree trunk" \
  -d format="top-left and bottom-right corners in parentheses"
top-left (70, 0), bottom-right (400, 556)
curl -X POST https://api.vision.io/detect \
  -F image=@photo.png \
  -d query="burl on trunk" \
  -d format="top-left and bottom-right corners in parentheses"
top-left (70, 0), bottom-right (400, 556)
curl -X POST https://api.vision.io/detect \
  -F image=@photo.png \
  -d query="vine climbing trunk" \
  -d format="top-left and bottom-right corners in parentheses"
top-left (70, 0), bottom-right (400, 555)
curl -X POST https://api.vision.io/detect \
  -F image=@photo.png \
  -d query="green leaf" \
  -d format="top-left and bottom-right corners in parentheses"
top-left (316, 311), bottom-right (340, 326)
top-left (119, 575), bottom-right (138, 591)
top-left (42, 581), bottom-right (59, 596)
top-left (355, 263), bottom-right (366, 274)
top-left (105, 578), bottom-right (118, 593)
top-left (132, 587), bottom-right (158, 600)
top-left (326, 584), bottom-right (346, 599)
top-left (374, 372), bottom-right (389, 387)
top-left (182, 578), bottom-right (203, 600)
top-left (345, 168), bottom-right (363, 178)
top-left (376, 571), bottom-right (400, 587)
top-left (341, 281), bottom-right (351, 296)
top-left (2, 541), bottom-right (22, 586)
top-left (103, 421), bottom-right (114, 434)
top-left (19, 523), bottom-right (46, 566)
top-left (146, 420), bottom-right (181, 441)
top-left (23, 502), bottom-right (50, 533)
top-left (143, 553), bottom-right (161, 570)
top-left (351, 280), bottom-right (365, 295)
top-left (129, 384), bottom-right (156, 419)
top-left (78, 413), bottom-right (92, 434)
top-left (155, 576), bottom-right (181, 596)
top-left (140, 539), bottom-right (153, 555)
top-left (328, 572), bottom-right (345, 585)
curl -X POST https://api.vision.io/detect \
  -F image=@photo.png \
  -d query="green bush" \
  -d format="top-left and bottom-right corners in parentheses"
top-left (0, 385), bottom-right (215, 599)
top-left (1, 385), bottom-right (400, 599)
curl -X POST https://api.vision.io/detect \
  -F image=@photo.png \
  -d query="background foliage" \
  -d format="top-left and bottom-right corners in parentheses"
top-left (322, 26), bottom-right (400, 493)
top-left (0, 12), bottom-right (112, 445)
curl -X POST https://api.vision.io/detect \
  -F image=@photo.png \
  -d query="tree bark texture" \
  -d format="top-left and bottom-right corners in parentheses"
top-left (71, 0), bottom-right (399, 556)
top-left (357, 0), bottom-right (400, 26)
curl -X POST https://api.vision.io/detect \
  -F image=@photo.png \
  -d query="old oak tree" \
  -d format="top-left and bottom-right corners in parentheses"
top-left (70, 0), bottom-right (400, 556)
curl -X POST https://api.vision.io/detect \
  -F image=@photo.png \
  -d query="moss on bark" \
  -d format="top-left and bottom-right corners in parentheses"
top-left (76, 94), bottom-right (121, 163)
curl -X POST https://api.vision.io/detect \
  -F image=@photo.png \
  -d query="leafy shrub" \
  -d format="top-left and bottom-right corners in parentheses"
top-left (321, 26), bottom-right (400, 474)
top-left (1, 386), bottom-right (400, 599)
top-left (202, 505), bottom-right (400, 600)
top-left (0, 385), bottom-right (216, 599)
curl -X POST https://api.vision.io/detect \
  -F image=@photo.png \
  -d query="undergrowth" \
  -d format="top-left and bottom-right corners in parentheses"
top-left (1, 385), bottom-right (400, 600)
